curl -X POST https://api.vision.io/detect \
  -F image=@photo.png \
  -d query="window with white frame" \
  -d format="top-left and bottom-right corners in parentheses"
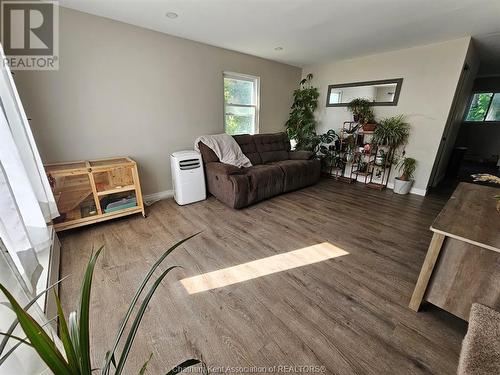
top-left (223, 72), bottom-right (259, 135)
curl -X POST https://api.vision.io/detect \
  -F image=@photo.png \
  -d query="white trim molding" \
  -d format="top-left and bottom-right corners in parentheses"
top-left (223, 71), bottom-right (260, 135)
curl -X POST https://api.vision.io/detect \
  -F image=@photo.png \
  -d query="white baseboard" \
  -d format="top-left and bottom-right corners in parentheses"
top-left (143, 184), bottom-right (427, 204)
top-left (143, 189), bottom-right (174, 204)
top-left (386, 182), bottom-right (427, 196)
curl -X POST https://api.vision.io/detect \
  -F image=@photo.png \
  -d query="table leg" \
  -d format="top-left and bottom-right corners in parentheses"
top-left (409, 232), bottom-right (446, 311)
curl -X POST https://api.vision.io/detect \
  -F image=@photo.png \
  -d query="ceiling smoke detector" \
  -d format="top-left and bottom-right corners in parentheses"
top-left (165, 12), bottom-right (178, 19)
top-left (274, 46), bottom-right (283, 51)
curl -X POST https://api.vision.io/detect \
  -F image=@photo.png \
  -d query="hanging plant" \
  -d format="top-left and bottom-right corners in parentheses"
top-left (285, 73), bottom-right (320, 151)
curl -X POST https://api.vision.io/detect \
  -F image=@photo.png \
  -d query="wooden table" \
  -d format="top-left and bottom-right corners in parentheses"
top-left (409, 182), bottom-right (500, 320)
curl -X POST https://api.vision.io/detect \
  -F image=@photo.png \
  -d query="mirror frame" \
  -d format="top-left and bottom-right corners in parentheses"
top-left (326, 78), bottom-right (403, 107)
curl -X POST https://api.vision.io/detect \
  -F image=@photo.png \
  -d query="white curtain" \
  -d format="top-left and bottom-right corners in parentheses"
top-left (0, 43), bottom-right (59, 294)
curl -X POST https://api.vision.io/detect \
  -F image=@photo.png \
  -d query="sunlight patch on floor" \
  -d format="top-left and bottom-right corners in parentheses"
top-left (180, 242), bottom-right (348, 294)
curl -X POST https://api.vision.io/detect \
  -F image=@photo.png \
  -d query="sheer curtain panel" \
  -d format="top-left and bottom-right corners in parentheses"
top-left (0, 43), bottom-right (59, 294)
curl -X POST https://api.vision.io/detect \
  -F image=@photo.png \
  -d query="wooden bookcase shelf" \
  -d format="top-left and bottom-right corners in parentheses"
top-left (45, 157), bottom-right (145, 232)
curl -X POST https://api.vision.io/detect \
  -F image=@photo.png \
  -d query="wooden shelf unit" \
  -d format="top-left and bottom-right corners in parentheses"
top-left (45, 157), bottom-right (145, 232)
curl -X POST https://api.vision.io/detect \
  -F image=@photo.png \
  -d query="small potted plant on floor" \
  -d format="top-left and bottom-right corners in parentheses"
top-left (394, 157), bottom-right (417, 194)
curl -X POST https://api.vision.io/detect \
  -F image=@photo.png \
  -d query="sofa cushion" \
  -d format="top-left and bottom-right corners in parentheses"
top-left (272, 159), bottom-right (321, 193)
top-left (244, 164), bottom-right (284, 204)
top-left (198, 141), bottom-right (219, 163)
top-left (205, 162), bottom-right (243, 175)
top-left (233, 134), bottom-right (262, 165)
top-left (204, 163), bottom-right (250, 208)
top-left (254, 133), bottom-right (291, 163)
top-left (289, 151), bottom-right (314, 160)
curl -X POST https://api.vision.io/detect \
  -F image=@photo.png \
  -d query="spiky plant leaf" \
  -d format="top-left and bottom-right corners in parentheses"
top-left (139, 353), bottom-right (153, 375)
top-left (68, 311), bottom-right (80, 362)
top-left (79, 247), bottom-right (104, 374)
top-left (0, 275), bottom-right (69, 357)
top-left (102, 233), bottom-right (200, 374)
top-left (165, 359), bottom-right (206, 375)
top-left (0, 339), bottom-right (25, 366)
top-left (54, 291), bottom-right (80, 374)
top-left (0, 284), bottom-right (71, 374)
top-left (114, 266), bottom-right (179, 374)
top-left (0, 332), bottom-right (32, 347)
top-left (0, 315), bottom-right (57, 365)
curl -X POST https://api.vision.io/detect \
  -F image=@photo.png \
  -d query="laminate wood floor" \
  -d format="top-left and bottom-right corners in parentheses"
top-left (59, 179), bottom-right (467, 375)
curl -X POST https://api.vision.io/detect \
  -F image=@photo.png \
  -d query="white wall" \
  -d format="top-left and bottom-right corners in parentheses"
top-left (429, 41), bottom-right (480, 186)
top-left (304, 38), bottom-right (471, 194)
top-left (14, 7), bottom-right (301, 195)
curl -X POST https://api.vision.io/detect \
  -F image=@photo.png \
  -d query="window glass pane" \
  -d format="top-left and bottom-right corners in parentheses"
top-left (225, 105), bottom-right (255, 135)
top-left (224, 78), bottom-right (254, 105)
top-left (485, 93), bottom-right (500, 121)
top-left (465, 93), bottom-right (493, 121)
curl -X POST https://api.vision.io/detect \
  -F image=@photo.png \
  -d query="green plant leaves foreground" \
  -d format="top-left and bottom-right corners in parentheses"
top-left (0, 233), bottom-right (205, 375)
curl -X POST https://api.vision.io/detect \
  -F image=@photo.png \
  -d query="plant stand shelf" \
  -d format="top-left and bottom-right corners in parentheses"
top-left (45, 157), bottom-right (145, 232)
top-left (323, 120), bottom-right (395, 189)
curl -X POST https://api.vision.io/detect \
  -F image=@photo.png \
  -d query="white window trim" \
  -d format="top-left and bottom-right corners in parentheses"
top-left (223, 71), bottom-right (260, 135)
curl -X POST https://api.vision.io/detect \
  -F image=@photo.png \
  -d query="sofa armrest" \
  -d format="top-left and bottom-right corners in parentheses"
top-left (288, 151), bottom-right (314, 160)
top-left (205, 162), bottom-right (244, 175)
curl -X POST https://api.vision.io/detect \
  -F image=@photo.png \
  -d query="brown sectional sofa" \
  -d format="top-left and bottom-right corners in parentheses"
top-left (198, 132), bottom-right (320, 208)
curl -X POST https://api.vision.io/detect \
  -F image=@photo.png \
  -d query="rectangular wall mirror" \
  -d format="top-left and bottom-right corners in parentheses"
top-left (326, 78), bottom-right (403, 107)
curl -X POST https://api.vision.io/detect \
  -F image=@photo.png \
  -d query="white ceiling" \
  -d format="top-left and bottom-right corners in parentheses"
top-left (474, 32), bottom-right (500, 75)
top-left (59, 0), bottom-right (500, 67)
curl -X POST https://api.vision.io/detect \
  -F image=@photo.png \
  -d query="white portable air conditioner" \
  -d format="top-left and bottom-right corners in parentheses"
top-left (170, 150), bottom-right (206, 205)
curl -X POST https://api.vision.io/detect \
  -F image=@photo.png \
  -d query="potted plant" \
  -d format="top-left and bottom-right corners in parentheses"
top-left (347, 98), bottom-right (377, 131)
top-left (0, 235), bottom-right (206, 375)
top-left (375, 149), bottom-right (386, 166)
top-left (343, 134), bottom-right (356, 162)
top-left (394, 157), bottom-right (417, 194)
top-left (321, 148), bottom-right (343, 175)
top-left (358, 161), bottom-right (369, 173)
top-left (359, 107), bottom-right (377, 132)
top-left (371, 115), bottom-right (410, 148)
top-left (363, 121), bottom-right (377, 132)
top-left (316, 129), bottom-right (340, 174)
top-left (285, 73), bottom-right (320, 151)
top-left (347, 98), bottom-right (370, 122)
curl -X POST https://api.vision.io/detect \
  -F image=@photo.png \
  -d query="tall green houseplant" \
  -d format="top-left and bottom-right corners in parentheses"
top-left (285, 73), bottom-right (320, 151)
